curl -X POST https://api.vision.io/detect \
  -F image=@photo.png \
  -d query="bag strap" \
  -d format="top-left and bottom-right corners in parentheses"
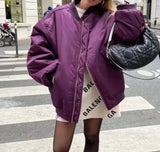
top-left (106, 22), bottom-right (116, 58)
top-left (123, 71), bottom-right (160, 80)
top-left (105, 22), bottom-right (160, 80)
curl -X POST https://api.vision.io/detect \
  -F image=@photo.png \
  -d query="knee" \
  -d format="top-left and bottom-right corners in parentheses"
top-left (84, 132), bottom-right (99, 144)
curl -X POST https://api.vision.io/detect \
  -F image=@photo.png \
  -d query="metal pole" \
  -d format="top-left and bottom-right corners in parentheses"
top-left (14, 21), bottom-right (19, 57)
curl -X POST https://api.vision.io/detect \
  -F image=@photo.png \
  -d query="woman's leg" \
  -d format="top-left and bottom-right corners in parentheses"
top-left (83, 118), bottom-right (103, 152)
top-left (53, 121), bottom-right (76, 152)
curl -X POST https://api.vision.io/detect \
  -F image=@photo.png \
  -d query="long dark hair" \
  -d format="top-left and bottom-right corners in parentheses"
top-left (74, 0), bottom-right (81, 4)
top-left (74, 0), bottom-right (116, 11)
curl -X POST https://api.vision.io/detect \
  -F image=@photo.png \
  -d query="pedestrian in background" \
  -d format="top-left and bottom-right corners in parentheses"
top-left (27, 0), bottom-right (144, 151)
top-left (3, 21), bottom-right (10, 30)
top-left (3, 20), bottom-right (15, 38)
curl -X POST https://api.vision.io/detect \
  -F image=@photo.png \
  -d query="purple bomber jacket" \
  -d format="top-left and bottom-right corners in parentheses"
top-left (27, 2), bottom-right (144, 122)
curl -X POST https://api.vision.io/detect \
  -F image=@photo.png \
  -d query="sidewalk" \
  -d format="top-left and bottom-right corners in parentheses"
top-left (0, 38), bottom-right (30, 58)
top-left (150, 23), bottom-right (160, 30)
top-left (151, 26), bottom-right (160, 30)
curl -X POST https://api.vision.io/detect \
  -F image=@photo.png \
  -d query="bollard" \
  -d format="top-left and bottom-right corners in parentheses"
top-left (153, 17), bottom-right (158, 27)
top-left (14, 21), bottom-right (19, 57)
top-left (154, 19), bottom-right (157, 27)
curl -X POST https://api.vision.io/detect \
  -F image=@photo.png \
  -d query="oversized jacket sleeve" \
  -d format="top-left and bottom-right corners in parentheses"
top-left (27, 11), bottom-right (59, 87)
top-left (114, 4), bottom-right (145, 44)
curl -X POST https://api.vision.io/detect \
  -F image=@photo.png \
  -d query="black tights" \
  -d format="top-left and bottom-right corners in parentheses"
top-left (53, 118), bottom-right (102, 152)
top-left (83, 118), bottom-right (102, 152)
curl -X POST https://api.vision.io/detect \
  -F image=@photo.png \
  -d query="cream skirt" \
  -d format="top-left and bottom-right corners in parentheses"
top-left (56, 67), bottom-right (121, 122)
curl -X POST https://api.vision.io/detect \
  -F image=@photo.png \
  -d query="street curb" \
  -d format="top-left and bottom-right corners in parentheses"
top-left (0, 54), bottom-right (24, 58)
top-left (151, 27), bottom-right (160, 30)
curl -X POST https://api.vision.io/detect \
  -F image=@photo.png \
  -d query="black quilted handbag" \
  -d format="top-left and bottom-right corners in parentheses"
top-left (106, 23), bottom-right (160, 70)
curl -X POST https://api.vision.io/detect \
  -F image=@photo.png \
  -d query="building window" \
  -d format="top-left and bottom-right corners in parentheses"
top-left (5, 0), bottom-right (23, 23)
top-left (155, 0), bottom-right (160, 18)
top-left (37, 0), bottom-right (42, 21)
top-left (146, 0), bottom-right (151, 19)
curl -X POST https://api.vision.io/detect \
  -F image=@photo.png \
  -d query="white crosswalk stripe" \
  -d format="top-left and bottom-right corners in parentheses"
top-left (0, 104), bottom-right (56, 125)
top-left (0, 67), bottom-right (27, 72)
top-left (0, 86), bottom-right (49, 97)
top-left (4, 50), bottom-right (28, 55)
top-left (0, 81), bottom-right (129, 98)
top-left (0, 125), bottom-right (160, 152)
top-left (0, 56), bottom-right (158, 152)
top-left (0, 61), bottom-right (26, 66)
top-left (0, 96), bottom-right (154, 125)
top-left (0, 74), bottom-right (32, 81)
top-left (0, 57), bottom-right (26, 62)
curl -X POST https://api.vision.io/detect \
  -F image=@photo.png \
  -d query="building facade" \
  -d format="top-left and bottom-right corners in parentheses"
top-left (0, 0), bottom-right (159, 39)
top-left (138, 0), bottom-right (160, 27)
top-left (0, 0), bottom-right (73, 39)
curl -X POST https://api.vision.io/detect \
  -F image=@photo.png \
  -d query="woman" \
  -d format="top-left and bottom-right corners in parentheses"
top-left (27, 0), bottom-right (144, 151)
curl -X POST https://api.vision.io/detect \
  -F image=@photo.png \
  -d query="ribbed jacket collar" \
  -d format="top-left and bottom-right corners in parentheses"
top-left (70, 2), bottom-right (103, 20)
